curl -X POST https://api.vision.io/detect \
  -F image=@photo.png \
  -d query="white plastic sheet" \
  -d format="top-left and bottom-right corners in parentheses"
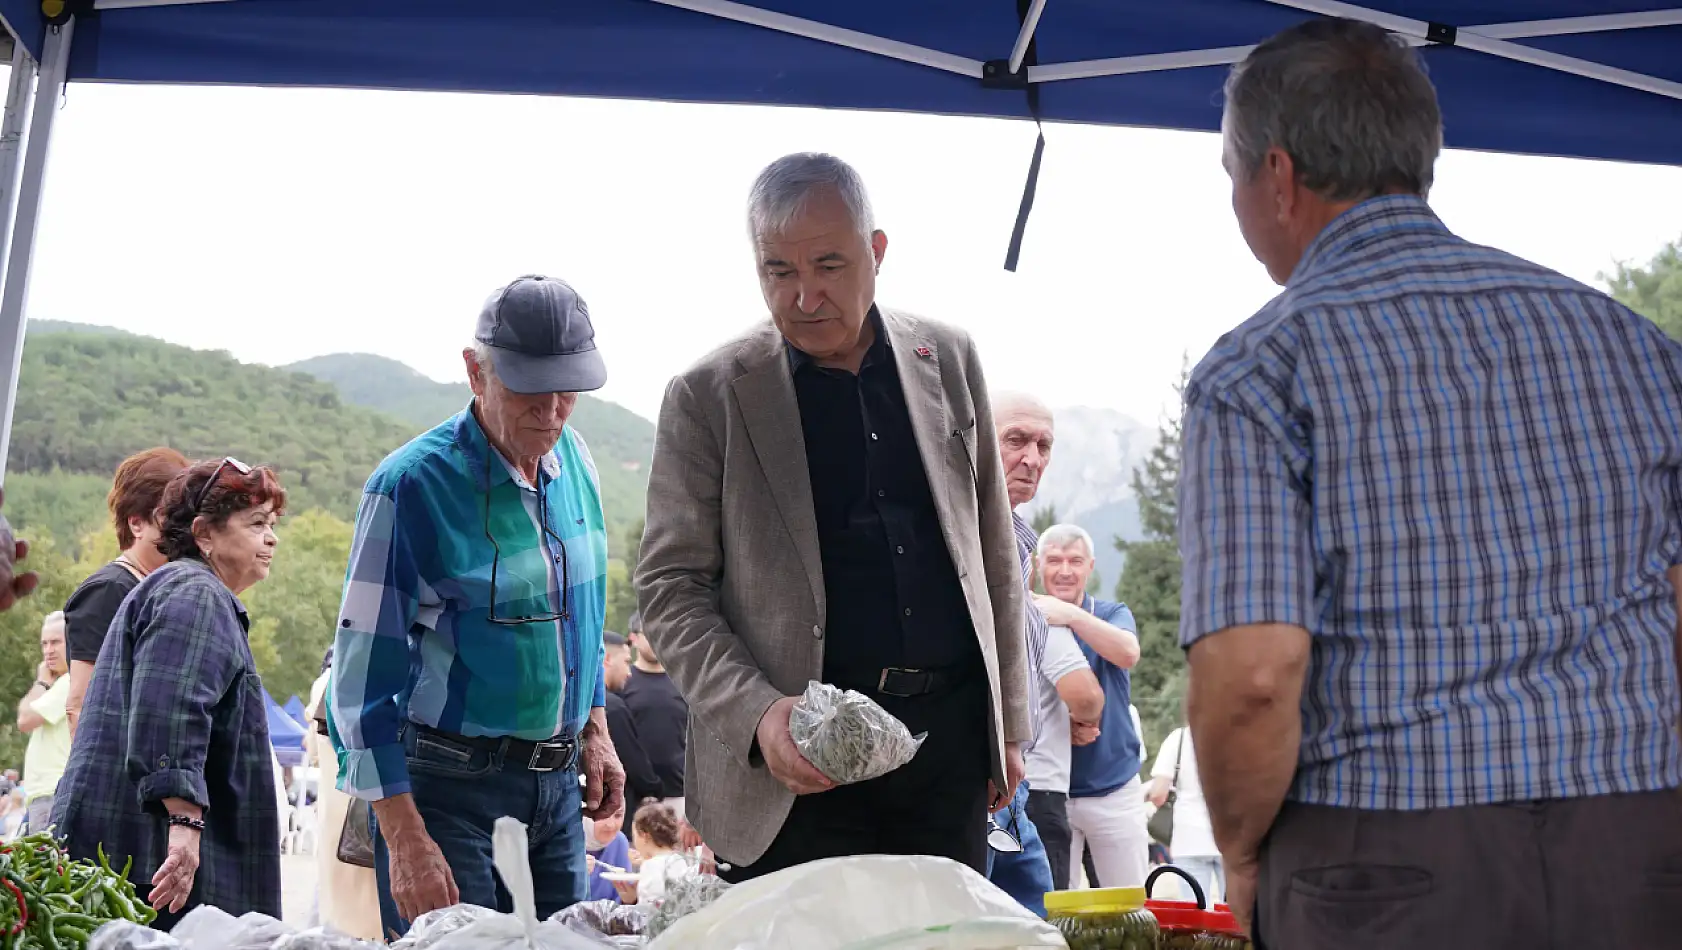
top-left (646, 854), bottom-right (1066, 950)
top-left (87, 907), bottom-right (382, 950)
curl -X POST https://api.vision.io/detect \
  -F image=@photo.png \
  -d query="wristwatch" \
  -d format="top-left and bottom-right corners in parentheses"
top-left (33, 680), bottom-right (50, 691)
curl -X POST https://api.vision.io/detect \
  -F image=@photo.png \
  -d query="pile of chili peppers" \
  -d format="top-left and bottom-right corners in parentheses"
top-left (0, 833), bottom-right (155, 949)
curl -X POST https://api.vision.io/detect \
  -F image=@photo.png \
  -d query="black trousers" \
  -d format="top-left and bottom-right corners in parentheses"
top-left (1026, 789), bottom-right (1072, 891)
top-left (722, 676), bottom-right (992, 883)
top-left (1255, 789), bottom-right (1682, 950)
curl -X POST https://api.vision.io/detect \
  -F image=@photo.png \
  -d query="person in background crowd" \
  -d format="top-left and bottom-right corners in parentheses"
top-left (54, 458), bottom-right (286, 929)
top-left (603, 631), bottom-right (662, 821)
top-left (621, 802), bottom-right (695, 907)
top-left (636, 152), bottom-right (1028, 881)
top-left (1180, 19), bottom-right (1682, 947)
top-left (0, 789), bottom-right (22, 840)
top-left (0, 770), bottom-right (17, 799)
top-left (328, 275), bottom-right (624, 936)
top-left (1147, 725), bottom-right (1220, 903)
top-left (1036, 524), bottom-right (1146, 888)
top-left (64, 447), bottom-right (190, 732)
top-left (306, 648), bottom-right (381, 940)
top-left (987, 392), bottom-right (1104, 909)
top-left (583, 810), bottom-right (633, 904)
top-left (17, 611), bottom-right (71, 832)
top-left (621, 612), bottom-right (687, 819)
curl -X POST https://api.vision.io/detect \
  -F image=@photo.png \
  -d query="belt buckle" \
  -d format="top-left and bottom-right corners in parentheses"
top-left (877, 667), bottom-right (925, 698)
top-left (527, 739), bottom-right (572, 773)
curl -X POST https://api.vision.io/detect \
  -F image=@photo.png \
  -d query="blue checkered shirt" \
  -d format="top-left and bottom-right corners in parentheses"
top-left (1179, 195), bottom-right (1682, 810)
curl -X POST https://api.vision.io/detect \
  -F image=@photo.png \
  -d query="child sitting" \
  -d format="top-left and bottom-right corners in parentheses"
top-left (630, 802), bottom-right (695, 906)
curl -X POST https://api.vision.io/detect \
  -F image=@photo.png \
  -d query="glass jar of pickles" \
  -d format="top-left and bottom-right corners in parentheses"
top-left (1043, 886), bottom-right (1159, 950)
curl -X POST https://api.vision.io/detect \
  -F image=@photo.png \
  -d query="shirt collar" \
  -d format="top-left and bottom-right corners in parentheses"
top-left (785, 305), bottom-right (890, 374)
top-left (452, 401), bottom-right (563, 491)
top-left (1288, 194), bottom-right (1448, 289)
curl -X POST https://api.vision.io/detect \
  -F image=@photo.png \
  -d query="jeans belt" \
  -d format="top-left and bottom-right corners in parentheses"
top-left (413, 723), bottom-right (579, 773)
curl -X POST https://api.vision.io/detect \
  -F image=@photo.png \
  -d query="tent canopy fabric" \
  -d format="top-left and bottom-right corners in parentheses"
top-left (282, 694), bottom-right (308, 728)
top-left (264, 687), bottom-right (308, 768)
top-left (0, 1), bottom-right (1676, 165)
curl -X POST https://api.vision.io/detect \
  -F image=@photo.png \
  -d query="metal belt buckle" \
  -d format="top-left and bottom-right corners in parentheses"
top-left (528, 738), bottom-right (573, 773)
top-left (878, 667), bottom-right (927, 698)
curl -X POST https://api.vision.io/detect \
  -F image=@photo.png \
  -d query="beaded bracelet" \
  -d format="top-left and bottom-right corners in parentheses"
top-left (166, 814), bottom-right (206, 832)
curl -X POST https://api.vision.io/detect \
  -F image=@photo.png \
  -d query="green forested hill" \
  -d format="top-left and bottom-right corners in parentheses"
top-left (16, 329), bottom-right (414, 518)
top-left (284, 352), bottom-right (654, 543)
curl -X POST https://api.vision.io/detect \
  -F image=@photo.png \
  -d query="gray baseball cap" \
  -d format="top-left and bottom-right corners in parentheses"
top-left (474, 275), bottom-right (607, 394)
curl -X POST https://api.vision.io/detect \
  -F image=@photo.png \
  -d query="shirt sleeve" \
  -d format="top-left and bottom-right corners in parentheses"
top-left (1151, 728), bottom-right (1182, 779)
top-left (63, 575), bottom-right (132, 665)
top-left (328, 488), bottom-right (425, 801)
top-left (1178, 393), bottom-right (1316, 648)
top-left (1041, 625), bottom-right (1089, 685)
top-left (1093, 600), bottom-right (1138, 633)
top-left (125, 578), bottom-right (245, 813)
top-left (31, 677), bottom-right (69, 726)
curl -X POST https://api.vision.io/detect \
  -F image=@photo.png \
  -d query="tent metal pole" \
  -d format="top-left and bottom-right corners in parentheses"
top-left (1031, 9), bottom-right (1682, 88)
top-left (0, 19), bottom-right (72, 481)
top-left (646, 0), bottom-right (984, 77)
top-left (93, 0), bottom-right (236, 9)
top-left (0, 44), bottom-right (37, 297)
top-left (1008, 0), bottom-right (1048, 74)
top-left (1264, 0), bottom-right (1682, 100)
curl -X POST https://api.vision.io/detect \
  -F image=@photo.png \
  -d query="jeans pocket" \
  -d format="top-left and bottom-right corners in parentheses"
top-left (406, 734), bottom-right (495, 779)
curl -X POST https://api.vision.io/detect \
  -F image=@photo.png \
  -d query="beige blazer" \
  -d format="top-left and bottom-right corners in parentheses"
top-left (634, 307), bottom-right (1029, 866)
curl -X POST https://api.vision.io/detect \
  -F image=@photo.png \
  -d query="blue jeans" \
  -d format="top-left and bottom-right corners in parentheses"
top-left (1175, 854), bottom-right (1225, 904)
top-left (372, 727), bottom-right (588, 938)
top-left (985, 781), bottom-right (1055, 917)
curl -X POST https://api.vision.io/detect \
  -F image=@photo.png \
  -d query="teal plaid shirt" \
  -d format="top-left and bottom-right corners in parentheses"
top-left (328, 405), bottom-right (609, 801)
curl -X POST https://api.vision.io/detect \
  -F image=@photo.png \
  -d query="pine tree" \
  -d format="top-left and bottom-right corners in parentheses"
top-left (1116, 357), bottom-right (1189, 755)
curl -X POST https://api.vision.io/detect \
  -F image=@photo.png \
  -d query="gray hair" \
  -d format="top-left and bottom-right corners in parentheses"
top-left (41, 610), bottom-right (64, 634)
top-left (747, 152), bottom-right (876, 242)
top-left (1039, 523), bottom-right (1095, 559)
top-left (993, 391), bottom-right (1054, 428)
top-left (468, 341), bottom-right (498, 383)
top-left (1222, 18), bottom-right (1442, 200)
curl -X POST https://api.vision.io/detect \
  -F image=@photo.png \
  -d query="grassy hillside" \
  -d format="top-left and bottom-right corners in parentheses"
top-left (285, 352), bottom-right (653, 545)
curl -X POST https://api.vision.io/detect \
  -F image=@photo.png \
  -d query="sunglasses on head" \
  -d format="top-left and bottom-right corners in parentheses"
top-left (194, 457), bottom-right (252, 512)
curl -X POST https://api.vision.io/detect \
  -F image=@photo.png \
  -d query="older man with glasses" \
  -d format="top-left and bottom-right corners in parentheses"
top-left (328, 275), bottom-right (625, 937)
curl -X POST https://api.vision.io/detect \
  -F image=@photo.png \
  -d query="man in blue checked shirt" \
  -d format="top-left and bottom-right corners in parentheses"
top-left (328, 276), bottom-right (625, 935)
top-left (1181, 19), bottom-right (1682, 950)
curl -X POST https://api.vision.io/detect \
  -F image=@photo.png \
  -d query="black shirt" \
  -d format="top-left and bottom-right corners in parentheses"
top-left (64, 561), bottom-right (142, 665)
top-left (790, 310), bottom-right (978, 688)
top-left (619, 668), bottom-right (687, 800)
top-left (605, 689), bottom-right (663, 817)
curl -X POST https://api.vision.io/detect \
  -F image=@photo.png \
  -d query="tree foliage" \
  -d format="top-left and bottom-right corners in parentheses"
top-left (1603, 238), bottom-right (1682, 342)
top-left (1115, 359), bottom-right (1188, 757)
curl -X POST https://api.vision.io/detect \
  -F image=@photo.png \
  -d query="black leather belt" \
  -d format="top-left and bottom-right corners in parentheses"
top-left (412, 724), bottom-right (579, 773)
top-left (875, 666), bottom-right (963, 698)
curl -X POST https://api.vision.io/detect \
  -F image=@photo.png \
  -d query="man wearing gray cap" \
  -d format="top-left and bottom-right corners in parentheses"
top-left (328, 275), bottom-right (625, 935)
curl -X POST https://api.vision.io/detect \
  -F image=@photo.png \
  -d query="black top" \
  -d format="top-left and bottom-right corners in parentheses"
top-left (64, 561), bottom-right (142, 665)
top-left (619, 668), bottom-right (687, 800)
top-left (605, 689), bottom-right (662, 817)
top-left (790, 310), bottom-right (978, 688)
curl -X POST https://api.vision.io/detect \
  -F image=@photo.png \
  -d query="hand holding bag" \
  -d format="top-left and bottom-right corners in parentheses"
top-left (1146, 728), bottom-right (1184, 847)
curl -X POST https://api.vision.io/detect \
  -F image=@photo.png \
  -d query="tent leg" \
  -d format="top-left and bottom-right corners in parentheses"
top-left (0, 19), bottom-right (72, 483)
top-left (0, 44), bottom-right (38, 294)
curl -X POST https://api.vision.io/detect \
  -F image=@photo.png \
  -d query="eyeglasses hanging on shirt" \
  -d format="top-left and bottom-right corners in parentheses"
top-left (481, 455), bottom-right (571, 626)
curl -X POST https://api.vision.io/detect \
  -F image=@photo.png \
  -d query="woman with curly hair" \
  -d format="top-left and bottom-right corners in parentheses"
top-left (52, 457), bottom-right (286, 929)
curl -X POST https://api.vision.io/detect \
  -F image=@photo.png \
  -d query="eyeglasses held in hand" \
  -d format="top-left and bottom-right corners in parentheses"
top-left (987, 812), bottom-right (1023, 854)
top-left (194, 457), bottom-right (252, 512)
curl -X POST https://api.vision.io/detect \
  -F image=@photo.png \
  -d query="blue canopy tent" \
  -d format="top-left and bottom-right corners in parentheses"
top-left (264, 687), bottom-right (308, 769)
top-left (283, 694), bottom-right (308, 729)
top-left (0, 0), bottom-right (1672, 470)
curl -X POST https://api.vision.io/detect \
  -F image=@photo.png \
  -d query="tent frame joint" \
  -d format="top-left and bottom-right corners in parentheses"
top-left (1425, 21), bottom-right (1456, 46)
top-left (981, 58), bottom-right (1029, 90)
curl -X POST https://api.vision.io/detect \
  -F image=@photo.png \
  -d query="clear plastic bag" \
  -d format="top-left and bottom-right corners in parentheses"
top-left (549, 899), bottom-right (649, 938)
top-left (645, 854), bottom-right (1064, 950)
top-left (90, 907), bottom-right (384, 950)
top-left (789, 681), bottom-right (926, 785)
top-left (642, 873), bottom-right (731, 940)
top-left (88, 920), bottom-right (183, 950)
top-left (392, 817), bottom-right (621, 950)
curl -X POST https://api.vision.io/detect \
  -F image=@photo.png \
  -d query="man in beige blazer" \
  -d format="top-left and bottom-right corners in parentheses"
top-left (635, 152), bottom-right (1029, 880)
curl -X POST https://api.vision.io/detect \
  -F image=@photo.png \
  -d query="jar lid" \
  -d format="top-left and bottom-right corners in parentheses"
top-left (1205, 904), bottom-right (1244, 935)
top-left (1044, 886), bottom-right (1148, 915)
top-left (1145, 898), bottom-right (1206, 929)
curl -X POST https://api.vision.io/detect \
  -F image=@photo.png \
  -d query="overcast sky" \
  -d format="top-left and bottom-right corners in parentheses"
top-left (18, 81), bottom-right (1682, 425)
